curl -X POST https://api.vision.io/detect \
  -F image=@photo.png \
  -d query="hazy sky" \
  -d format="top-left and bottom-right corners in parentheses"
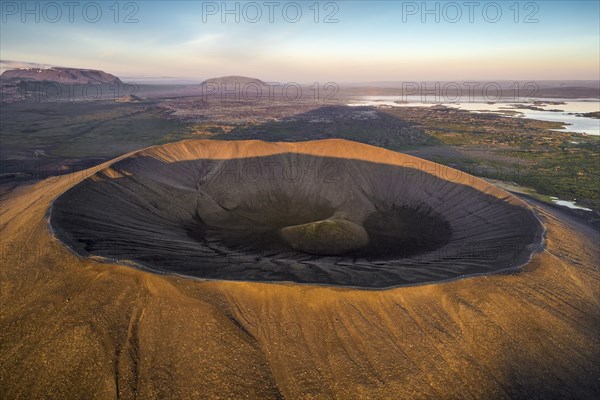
top-left (1, 1), bottom-right (599, 81)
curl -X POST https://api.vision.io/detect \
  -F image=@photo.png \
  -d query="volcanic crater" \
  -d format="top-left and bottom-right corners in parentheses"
top-left (49, 139), bottom-right (545, 288)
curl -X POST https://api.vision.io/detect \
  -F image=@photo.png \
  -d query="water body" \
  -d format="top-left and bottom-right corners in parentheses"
top-left (348, 96), bottom-right (600, 136)
top-left (550, 197), bottom-right (592, 211)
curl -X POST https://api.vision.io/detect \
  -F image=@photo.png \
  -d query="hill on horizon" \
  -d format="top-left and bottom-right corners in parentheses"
top-left (201, 75), bottom-right (266, 87)
top-left (1, 67), bottom-right (122, 85)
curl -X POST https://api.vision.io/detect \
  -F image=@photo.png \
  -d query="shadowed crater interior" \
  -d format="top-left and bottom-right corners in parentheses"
top-left (50, 139), bottom-right (544, 288)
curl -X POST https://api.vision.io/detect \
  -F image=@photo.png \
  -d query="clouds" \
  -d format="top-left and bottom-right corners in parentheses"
top-left (179, 33), bottom-right (224, 47)
top-left (1, 1), bottom-right (598, 81)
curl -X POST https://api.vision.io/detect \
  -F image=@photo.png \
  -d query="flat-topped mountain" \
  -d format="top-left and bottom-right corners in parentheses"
top-left (1, 67), bottom-right (122, 84)
top-left (201, 75), bottom-right (266, 86)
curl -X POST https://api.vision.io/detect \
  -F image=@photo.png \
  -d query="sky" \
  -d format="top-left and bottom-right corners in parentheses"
top-left (1, 1), bottom-right (599, 82)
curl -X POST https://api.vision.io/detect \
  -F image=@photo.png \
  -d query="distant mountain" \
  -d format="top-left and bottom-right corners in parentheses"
top-left (1, 67), bottom-right (122, 85)
top-left (0, 60), bottom-right (57, 73)
top-left (201, 75), bottom-right (265, 87)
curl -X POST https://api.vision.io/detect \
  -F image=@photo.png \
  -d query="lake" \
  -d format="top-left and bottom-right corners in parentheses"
top-left (348, 96), bottom-right (600, 136)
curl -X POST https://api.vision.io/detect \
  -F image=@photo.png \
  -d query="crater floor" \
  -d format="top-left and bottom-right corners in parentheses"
top-left (49, 139), bottom-right (544, 288)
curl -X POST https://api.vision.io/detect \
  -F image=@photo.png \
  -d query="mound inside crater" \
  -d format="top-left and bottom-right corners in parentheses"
top-left (50, 139), bottom-right (544, 288)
